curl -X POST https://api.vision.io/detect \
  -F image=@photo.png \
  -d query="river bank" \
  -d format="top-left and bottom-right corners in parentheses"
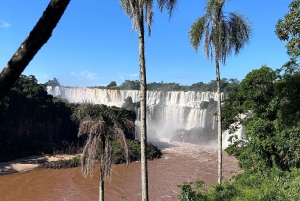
top-left (0, 154), bottom-right (81, 176)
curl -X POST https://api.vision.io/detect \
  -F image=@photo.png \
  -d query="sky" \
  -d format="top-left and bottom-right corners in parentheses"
top-left (0, 0), bottom-right (291, 87)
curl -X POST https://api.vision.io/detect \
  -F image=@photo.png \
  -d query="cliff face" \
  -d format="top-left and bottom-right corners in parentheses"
top-left (47, 86), bottom-right (223, 132)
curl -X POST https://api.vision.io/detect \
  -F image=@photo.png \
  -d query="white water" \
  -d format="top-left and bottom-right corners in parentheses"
top-left (47, 87), bottom-right (224, 131)
top-left (46, 87), bottom-right (223, 108)
top-left (46, 87), bottom-right (243, 148)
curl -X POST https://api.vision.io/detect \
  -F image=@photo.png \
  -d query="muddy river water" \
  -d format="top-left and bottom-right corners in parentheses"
top-left (0, 141), bottom-right (240, 201)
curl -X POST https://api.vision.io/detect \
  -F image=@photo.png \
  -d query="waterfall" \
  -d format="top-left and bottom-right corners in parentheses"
top-left (47, 86), bottom-right (224, 131)
top-left (222, 112), bottom-right (251, 148)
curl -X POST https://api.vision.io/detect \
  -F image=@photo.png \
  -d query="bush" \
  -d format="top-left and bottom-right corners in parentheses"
top-left (178, 168), bottom-right (300, 201)
top-left (111, 139), bottom-right (162, 164)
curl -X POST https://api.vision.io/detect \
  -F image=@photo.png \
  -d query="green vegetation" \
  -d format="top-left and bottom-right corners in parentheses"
top-left (41, 156), bottom-right (80, 169)
top-left (44, 78), bottom-right (61, 88)
top-left (122, 96), bottom-right (140, 111)
top-left (2, 1), bottom-right (300, 200)
top-left (112, 140), bottom-right (162, 164)
top-left (88, 78), bottom-right (240, 92)
top-left (223, 65), bottom-right (300, 172)
top-left (71, 103), bottom-right (136, 178)
top-left (179, 64), bottom-right (300, 200)
top-left (275, 0), bottom-right (300, 58)
top-left (179, 1), bottom-right (300, 199)
top-left (0, 75), bottom-right (79, 162)
top-left (71, 103), bottom-right (139, 200)
top-left (106, 81), bottom-right (117, 89)
top-left (179, 65), bottom-right (300, 200)
top-left (178, 168), bottom-right (300, 201)
top-left (189, 0), bottom-right (252, 184)
top-left (0, 75), bottom-right (161, 165)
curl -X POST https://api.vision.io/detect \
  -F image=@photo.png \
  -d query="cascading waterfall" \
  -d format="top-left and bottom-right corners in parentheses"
top-left (47, 86), bottom-right (224, 138)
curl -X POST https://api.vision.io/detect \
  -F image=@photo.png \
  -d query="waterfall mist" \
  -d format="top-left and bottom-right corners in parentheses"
top-left (47, 86), bottom-right (227, 148)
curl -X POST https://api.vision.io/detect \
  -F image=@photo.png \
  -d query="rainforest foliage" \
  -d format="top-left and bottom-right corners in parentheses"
top-left (0, 75), bottom-right (161, 163)
top-left (223, 63), bottom-right (300, 172)
top-left (178, 168), bottom-right (300, 201)
top-left (275, 0), bottom-right (300, 58)
top-left (179, 63), bottom-right (300, 200)
top-left (0, 75), bottom-right (78, 161)
top-left (179, 1), bottom-right (300, 199)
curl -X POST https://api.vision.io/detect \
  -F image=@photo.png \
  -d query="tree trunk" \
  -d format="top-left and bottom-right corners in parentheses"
top-left (99, 156), bottom-right (105, 201)
top-left (99, 138), bottom-right (105, 201)
top-left (215, 50), bottom-right (223, 185)
top-left (0, 0), bottom-right (70, 101)
top-left (138, 4), bottom-right (149, 201)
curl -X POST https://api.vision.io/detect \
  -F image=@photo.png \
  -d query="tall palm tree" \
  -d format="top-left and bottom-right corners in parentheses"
top-left (0, 0), bottom-right (70, 101)
top-left (189, 0), bottom-right (251, 184)
top-left (72, 104), bottom-right (136, 201)
top-left (119, 1), bottom-right (178, 200)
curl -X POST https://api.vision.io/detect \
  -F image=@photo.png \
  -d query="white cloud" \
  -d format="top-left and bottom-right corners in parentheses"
top-left (79, 70), bottom-right (97, 80)
top-left (118, 73), bottom-right (139, 80)
top-left (0, 20), bottom-right (11, 28)
top-left (129, 73), bottom-right (139, 78)
top-left (70, 70), bottom-right (97, 80)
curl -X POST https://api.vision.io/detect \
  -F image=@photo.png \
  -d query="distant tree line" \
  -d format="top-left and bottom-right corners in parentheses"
top-left (87, 78), bottom-right (240, 93)
top-left (44, 77), bottom-right (61, 88)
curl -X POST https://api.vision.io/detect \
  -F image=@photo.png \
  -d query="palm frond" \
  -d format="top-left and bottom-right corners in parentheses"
top-left (120, 117), bottom-right (136, 134)
top-left (189, 17), bottom-right (207, 52)
top-left (120, 0), bottom-right (178, 34)
top-left (157, 0), bottom-right (178, 19)
top-left (190, 0), bottom-right (251, 65)
top-left (75, 104), bottom-right (136, 182)
top-left (206, 0), bottom-right (225, 18)
top-left (78, 118), bottom-right (107, 137)
top-left (145, 0), bottom-right (154, 36)
top-left (228, 12), bottom-right (251, 55)
top-left (115, 127), bottom-right (130, 164)
top-left (71, 103), bottom-right (109, 122)
top-left (81, 135), bottom-right (100, 178)
top-left (219, 18), bottom-right (231, 64)
top-left (120, 0), bottom-right (139, 30)
top-left (205, 24), bottom-right (211, 57)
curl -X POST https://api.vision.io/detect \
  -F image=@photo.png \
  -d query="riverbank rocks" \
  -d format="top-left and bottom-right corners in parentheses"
top-left (0, 168), bottom-right (18, 176)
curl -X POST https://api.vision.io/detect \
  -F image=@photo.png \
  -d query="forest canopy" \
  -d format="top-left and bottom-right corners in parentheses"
top-left (86, 78), bottom-right (240, 92)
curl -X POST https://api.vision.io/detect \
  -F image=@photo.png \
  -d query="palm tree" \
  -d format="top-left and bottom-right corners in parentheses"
top-left (189, 0), bottom-right (251, 184)
top-left (119, 1), bottom-right (178, 200)
top-left (72, 104), bottom-right (136, 201)
top-left (0, 0), bottom-right (70, 101)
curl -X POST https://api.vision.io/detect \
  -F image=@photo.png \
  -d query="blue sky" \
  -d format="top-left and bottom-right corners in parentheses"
top-left (0, 0), bottom-right (291, 87)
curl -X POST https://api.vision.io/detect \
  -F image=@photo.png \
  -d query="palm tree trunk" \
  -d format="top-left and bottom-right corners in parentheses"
top-left (0, 0), bottom-right (70, 101)
top-left (99, 157), bottom-right (105, 201)
top-left (215, 50), bottom-right (223, 185)
top-left (138, 3), bottom-right (149, 201)
top-left (99, 139), bottom-right (105, 201)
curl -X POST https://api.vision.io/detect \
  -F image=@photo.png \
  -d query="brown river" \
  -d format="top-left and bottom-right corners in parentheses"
top-left (0, 141), bottom-right (240, 201)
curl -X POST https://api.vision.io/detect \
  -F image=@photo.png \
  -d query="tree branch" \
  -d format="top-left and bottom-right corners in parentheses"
top-left (0, 0), bottom-right (70, 100)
